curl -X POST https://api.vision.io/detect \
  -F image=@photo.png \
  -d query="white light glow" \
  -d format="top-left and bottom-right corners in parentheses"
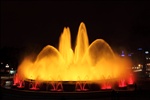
top-left (145, 51), bottom-right (149, 54)
top-left (5, 64), bottom-right (9, 68)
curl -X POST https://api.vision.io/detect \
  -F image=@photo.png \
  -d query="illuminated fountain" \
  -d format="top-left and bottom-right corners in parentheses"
top-left (29, 81), bottom-right (40, 90)
top-left (118, 79), bottom-right (127, 88)
top-left (14, 22), bottom-right (134, 91)
top-left (127, 73), bottom-right (134, 85)
top-left (101, 76), bottom-right (112, 90)
top-left (13, 73), bottom-right (25, 89)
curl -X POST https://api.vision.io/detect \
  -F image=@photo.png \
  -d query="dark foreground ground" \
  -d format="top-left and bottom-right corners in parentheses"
top-left (1, 86), bottom-right (150, 100)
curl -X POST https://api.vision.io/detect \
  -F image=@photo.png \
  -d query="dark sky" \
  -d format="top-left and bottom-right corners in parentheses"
top-left (1, 1), bottom-right (150, 51)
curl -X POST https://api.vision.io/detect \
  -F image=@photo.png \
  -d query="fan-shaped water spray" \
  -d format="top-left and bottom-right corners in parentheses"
top-left (17, 22), bottom-right (132, 84)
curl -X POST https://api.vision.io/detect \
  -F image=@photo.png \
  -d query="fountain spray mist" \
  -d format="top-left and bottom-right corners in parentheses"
top-left (17, 22), bottom-right (133, 84)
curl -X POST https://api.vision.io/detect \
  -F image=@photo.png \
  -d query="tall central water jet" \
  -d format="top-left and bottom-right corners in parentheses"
top-left (17, 22), bottom-right (132, 83)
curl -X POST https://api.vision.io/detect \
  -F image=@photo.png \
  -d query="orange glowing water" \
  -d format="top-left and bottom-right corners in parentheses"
top-left (17, 22), bottom-right (132, 82)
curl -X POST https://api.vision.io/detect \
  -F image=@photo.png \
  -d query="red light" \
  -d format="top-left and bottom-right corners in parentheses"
top-left (101, 82), bottom-right (112, 90)
top-left (13, 73), bottom-right (20, 86)
top-left (127, 74), bottom-right (134, 85)
top-left (29, 81), bottom-right (40, 90)
top-left (50, 82), bottom-right (63, 91)
top-left (118, 79), bottom-right (127, 88)
top-left (75, 81), bottom-right (88, 91)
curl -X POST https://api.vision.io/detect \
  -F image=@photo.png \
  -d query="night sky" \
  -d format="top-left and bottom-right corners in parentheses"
top-left (1, 1), bottom-right (150, 52)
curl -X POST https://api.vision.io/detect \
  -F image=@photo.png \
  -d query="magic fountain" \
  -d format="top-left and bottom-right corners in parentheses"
top-left (13, 22), bottom-right (134, 91)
